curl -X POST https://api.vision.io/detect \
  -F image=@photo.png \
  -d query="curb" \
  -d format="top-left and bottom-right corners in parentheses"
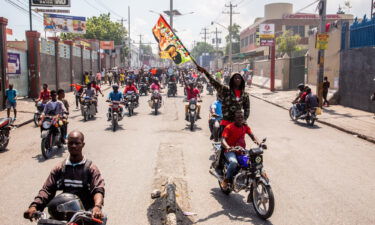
top-left (13, 86), bottom-right (112, 129)
top-left (250, 94), bottom-right (375, 144)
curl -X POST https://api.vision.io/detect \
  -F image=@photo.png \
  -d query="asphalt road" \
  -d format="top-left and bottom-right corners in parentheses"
top-left (0, 85), bottom-right (374, 225)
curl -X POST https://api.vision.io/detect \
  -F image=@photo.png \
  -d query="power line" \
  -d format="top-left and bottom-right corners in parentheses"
top-left (83, 0), bottom-right (106, 14)
top-left (5, 0), bottom-right (43, 22)
top-left (295, 0), bottom-right (320, 14)
top-left (95, 0), bottom-right (123, 19)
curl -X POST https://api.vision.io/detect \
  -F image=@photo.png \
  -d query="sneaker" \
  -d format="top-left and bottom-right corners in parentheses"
top-left (185, 115), bottom-right (189, 121)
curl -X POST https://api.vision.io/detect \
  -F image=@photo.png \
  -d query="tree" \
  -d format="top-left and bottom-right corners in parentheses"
top-left (225, 23), bottom-right (241, 55)
top-left (140, 44), bottom-right (153, 56)
top-left (191, 42), bottom-right (215, 59)
top-left (276, 30), bottom-right (302, 56)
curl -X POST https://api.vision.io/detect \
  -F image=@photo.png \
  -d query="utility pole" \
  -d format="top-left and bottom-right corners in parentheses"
top-left (372, 0), bottom-right (374, 18)
top-left (128, 6), bottom-right (131, 68)
top-left (212, 28), bottom-right (222, 70)
top-left (29, 0), bottom-right (32, 30)
top-left (223, 2), bottom-right (239, 73)
top-left (200, 28), bottom-right (209, 43)
top-left (316, 0), bottom-right (327, 107)
top-left (138, 34), bottom-right (143, 66)
top-left (170, 0), bottom-right (173, 29)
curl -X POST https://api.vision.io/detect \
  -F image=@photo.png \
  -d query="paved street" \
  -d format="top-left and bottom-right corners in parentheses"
top-left (0, 86), bottom-right (374, 225)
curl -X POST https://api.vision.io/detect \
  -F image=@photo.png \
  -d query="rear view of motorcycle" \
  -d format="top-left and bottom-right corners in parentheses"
top-left (40, 117), bottom-right (63, 159)
top-left (209, 139), bottom-right (275, 220)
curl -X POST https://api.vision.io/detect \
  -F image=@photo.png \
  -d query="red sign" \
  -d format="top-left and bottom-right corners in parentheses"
top-left (283, 14), bottom-right (341, 19)
top-left (100, 41), bottom-right (114, 50)
top-left (260, 39), bottom-right (275, 47)
top-left (6, 28), bottom-right (13, 35)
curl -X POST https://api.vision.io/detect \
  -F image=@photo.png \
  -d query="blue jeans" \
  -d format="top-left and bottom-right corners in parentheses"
top-left (225, 152), bottom-right (239, 181)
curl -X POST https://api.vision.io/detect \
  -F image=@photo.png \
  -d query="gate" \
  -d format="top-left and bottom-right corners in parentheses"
top-left (289, 56), bottom-right (305, 89)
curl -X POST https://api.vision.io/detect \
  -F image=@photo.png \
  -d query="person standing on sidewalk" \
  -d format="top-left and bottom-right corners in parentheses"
top-left (5, 84), bottom-right (17, 120)
top-left (323, 76), bottom-right (330, 107)
top-left (96, 71), bottom-right (102, 86)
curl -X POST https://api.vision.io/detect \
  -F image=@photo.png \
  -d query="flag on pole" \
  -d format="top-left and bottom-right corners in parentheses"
top-left (152, 15), bottom-right (192, 65)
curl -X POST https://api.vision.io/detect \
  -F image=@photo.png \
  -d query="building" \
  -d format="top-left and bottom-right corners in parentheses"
top-left (239, 3), bottom-right (353, 56)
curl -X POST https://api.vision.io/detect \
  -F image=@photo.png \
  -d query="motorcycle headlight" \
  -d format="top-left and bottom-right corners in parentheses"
top-left (189, 104), bottom-right (196, 110)
top-left (255, 156), bottom-right (262, 164)
top-left (42, 121), bottom-right (52, 129)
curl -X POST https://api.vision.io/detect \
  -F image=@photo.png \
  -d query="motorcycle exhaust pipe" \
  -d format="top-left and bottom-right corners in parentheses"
top-left (209, 169), bottom-right (224, 182)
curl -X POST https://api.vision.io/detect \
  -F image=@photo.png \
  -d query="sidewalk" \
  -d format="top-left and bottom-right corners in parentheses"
top-left (0, 84), bottom-right (111, 127)
top-left (249, 85), bottom-right (375, 144)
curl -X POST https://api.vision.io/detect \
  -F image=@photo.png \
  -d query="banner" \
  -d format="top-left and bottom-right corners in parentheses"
top-left (32, 0), bottom-right (71, 7)
top-left (44, 13), bottom-right (86, 34)
top-left (259, 24), bottom-right (275, 46)
top-left (316, 33), bottom-right (329, 50)
top-left (152, 15), bottom-right (192, 65)
top-left (100, 41), bottom-right (115, 50)
top-left (6, 28), bottom-right (13, 36)
top-left (7, 53), bottom-right (21, 74)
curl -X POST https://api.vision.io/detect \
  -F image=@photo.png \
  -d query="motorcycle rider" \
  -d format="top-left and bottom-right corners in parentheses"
top-left (123, 79), bottom-right (139, 106)
top-left (220, 110), bottom-right (260, 189)
top-left (209, 93), bottom-right (223, 140)
top-left (92, 81), bottom-right (104, 97)
top-left (23, 130), bottom-right (106, 223)
top-left (150, 79), bottom-right (162, 102)
top-left (107, 85), bottom-right (124, 121)
top-left (81, 82), bottom-right (98, 113)
top-left (305, 87), bottom-right (319, 110)
top-left (292, 84), bottom-right (308, 117)
top-left (197, 66), bottom-right (250, 174)
top-left (35, 83), bottom-right (51, 104)
top-left (182, 73), bottom-right (201, 120)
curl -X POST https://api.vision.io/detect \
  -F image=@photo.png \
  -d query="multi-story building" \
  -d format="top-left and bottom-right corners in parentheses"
top-left (239, 3), bottom-right (353, 55)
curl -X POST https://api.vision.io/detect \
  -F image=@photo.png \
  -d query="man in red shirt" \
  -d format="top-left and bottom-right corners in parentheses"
top-left (35, 83), bottom-right (51, 104)
top-left (184, 82), bottom-right (201, 120)
top-left (123, 80), bottom-right (139, 105)
top-left (91, 81), bottom-right (104, 97)
top-left (220, 110), bottom-right (260, 189)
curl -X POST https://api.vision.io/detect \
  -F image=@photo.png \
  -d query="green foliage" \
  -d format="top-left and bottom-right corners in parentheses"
top-left (225, 23), bottom-right (241, 55)
top-left (276, 30), bottom-right (302, 56)
top-left (191, 42), bottom-right (215, 59)
top-left (140, 44), bottom-right (153, 56)
top-left (61, 13), bottom-right (127, 45)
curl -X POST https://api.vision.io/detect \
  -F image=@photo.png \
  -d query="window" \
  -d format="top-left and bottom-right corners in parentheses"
top-left (286, 25), bottom-right (305, 37)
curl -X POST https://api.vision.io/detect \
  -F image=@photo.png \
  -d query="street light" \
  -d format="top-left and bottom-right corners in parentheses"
top-left (211, 21), bottom-right (228, 31)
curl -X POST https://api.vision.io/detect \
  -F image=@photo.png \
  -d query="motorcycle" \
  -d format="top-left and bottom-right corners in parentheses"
top-left (139, 82), bottom-right (148, 96)
top-left (197, 82), bottom-right (204, 93)
top-left (107, 100), bottom-right (123, 132)
top-left (210, 114), bottom-right (222, 142)
top-left (124, 91), bottom-right (137, 117)
top-left (210, 139), bottom-right (275, 220)
top-left (40, 116), bottom-right (63, 159)
top-left (148, 90), bottom-right (161, 115)
top-left (0, 118), bottom-right (13, 151)
top-left (167, 82), bottom-right (177, 97)
top-left (34, 101), bottom-right (45, 126)
top-left (187, 98), bottom-right (198, 131)
top-left (289, 103), bottom-right (317, 126)
top-left (207, 83), bottom-right (214, 95)
top-left (81, 96), bottom-right (97, 121)
top-left (32, 211), bottom-right (103, 225)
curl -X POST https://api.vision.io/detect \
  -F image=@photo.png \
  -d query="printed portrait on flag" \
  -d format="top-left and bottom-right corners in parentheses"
top-left (152, 15), bottom-right (192, 65)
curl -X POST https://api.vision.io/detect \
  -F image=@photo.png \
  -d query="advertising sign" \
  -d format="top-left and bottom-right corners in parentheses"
top-left (316, 33), bottom-right (329, 50)
top-left (44, 13), bottom-right (86, 34)
top-left (31, 0), bottom-right (71, 7)
top-left (259, 24), bottom-right (275, 46)
top-left (34, 8), bottom-right (70, 14)
top-left (6, 28), bottom-right (13, 36)
top-left (100, 41), bottom-right (115, 50)
top-left (7, 53), bottom-right (21, 74)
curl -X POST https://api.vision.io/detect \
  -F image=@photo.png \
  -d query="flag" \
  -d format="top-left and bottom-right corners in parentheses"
top-left (152, 15), bottom-right (192, 65)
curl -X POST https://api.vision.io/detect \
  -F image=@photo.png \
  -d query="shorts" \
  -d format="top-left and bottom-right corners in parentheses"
top-left (6, 100), bottom-right (17, 109)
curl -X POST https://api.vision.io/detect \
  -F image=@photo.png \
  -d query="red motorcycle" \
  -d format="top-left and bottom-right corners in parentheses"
top-left (107, 100), bottom-right (124, 131)
top-left (0, 118), bottom-right (13, 151)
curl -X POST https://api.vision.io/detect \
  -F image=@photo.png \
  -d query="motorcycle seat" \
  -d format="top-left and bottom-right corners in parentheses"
top-left (0, 118), bottom-right (11, 128)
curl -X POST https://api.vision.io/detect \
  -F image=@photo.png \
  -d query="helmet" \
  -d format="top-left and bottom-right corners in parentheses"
top-left (47, 193), bottom-right (84, 221)
top-left (112, 84), bottom-right (119, 89)
top-left (297, 83), bottom-right (305, 90)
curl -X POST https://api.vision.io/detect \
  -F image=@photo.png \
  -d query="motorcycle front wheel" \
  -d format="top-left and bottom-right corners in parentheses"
top-left (289, 107), bottom-right (297, 121)
top-left (154, 105), bottom-right (158, 115)
top-left (0, 133), bottom-right (9, 151)
top-left (250, 181), bottom-right (275, 220)
top-left (34, 114), bottom-right (40, 127)
top-left (83, 111), bottom-right (88, 121)
top-left (41, 135), bottom-right (53, 159)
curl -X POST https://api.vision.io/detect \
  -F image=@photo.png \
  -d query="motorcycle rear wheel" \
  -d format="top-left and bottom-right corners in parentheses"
top-left (250, 181), bottom-right (275, 220)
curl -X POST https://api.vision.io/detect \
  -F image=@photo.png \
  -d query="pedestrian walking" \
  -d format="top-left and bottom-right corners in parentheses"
top-left (84, 71), bottom-right (90, 85)
top-left (96, 71), bottom-right (102, 86)
top-left (323, 76), bottom-right (330, 107)
top-left (5, 84), bottom-right (17, 120)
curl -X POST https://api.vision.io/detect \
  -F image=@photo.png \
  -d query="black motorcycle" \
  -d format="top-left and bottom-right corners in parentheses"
top-left (167, 82), bottom-right (177, 97)
top-left (139, 82), bottom-right (148, 96)
top-left (124, 91), bottom-right (137, 117)
top-left (289, 103), bottom-right (318, 126)
top-left (0, 118), bottom-right (13, 151)
top-left (40, 116), bottom-right (63, 159)
top-left (187, 98), bottom-right (198, 131)
top-left (149, 90), bottom-right (161, 115)
top-left (210, 139), bottom-right (275, 220)
top-left (80, 96), bottom-right (96, 121)
top-left (207, 83), bottom-right (214, 95)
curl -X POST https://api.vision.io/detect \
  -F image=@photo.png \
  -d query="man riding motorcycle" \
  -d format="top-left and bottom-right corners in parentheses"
top-left (209, 93), bottom-right (223, 140)
top-left (183, 80), bottom-right (201, 121)
top-left (220, 110), bottom-right (260, 189)
top-left (23, 131), bottom-right (106, 224)
top-left (107, 85), bottom-right (124, 121)
top-left (57, 89), bottom-right (69, 144)
top-left (81, 82), bottom-right (98, 113)
top-left (150, 79), bottom-right (162, 102)
top-left (292, 84), bottom-right (308, 117)
top-left (123, 80), bottom-right (139, 106)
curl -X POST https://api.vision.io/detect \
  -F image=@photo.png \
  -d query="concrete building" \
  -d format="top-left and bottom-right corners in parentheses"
top-left (240, 3), bottom-right (353, 56)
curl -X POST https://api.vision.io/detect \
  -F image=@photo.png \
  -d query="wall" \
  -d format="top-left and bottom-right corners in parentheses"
top-left (253, 56), bottom-right (290, 90)
top-left (82, 49), bottom-right (91, 74)
top-left (58, 43), bottom-right (71, 91)
top-left (339, 48), bottom-right (375, 112)
top-left (7, 48), bottom-right (28, 96)
top-left (307, 27), bottom-right (342, 89)
top-left (40, 39), bottom-right (57, 90)
top-left (72, 46), bottom-right (82, 84)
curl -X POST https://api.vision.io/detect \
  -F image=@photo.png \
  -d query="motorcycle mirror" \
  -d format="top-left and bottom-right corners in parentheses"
top-left (262, 138), bottom-right (267, 143)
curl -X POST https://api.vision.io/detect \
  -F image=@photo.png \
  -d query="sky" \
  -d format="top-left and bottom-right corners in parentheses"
top-left (0, 0), bottom-right (370, 51)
